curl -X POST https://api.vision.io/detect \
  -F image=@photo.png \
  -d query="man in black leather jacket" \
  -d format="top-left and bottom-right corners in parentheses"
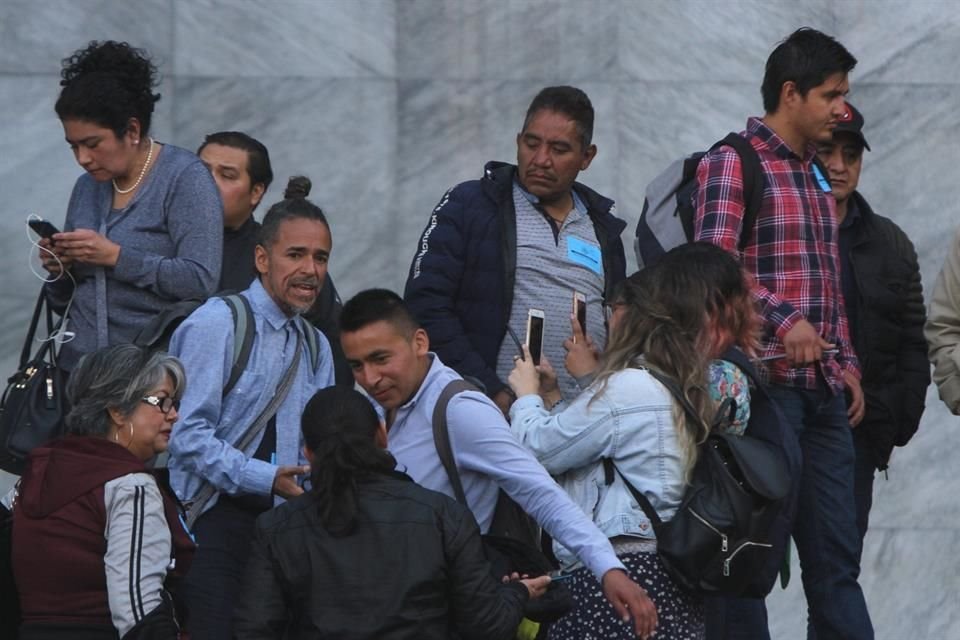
top-left (816, 102), bottom-right (929, 546)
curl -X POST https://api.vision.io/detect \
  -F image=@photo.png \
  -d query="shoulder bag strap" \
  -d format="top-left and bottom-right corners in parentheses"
top-left (431, 379), bottom-right (479, 507)
top-left (220, 294), bottom-right (256, 398)
top-left (185, 332), bottom-right (303, 530)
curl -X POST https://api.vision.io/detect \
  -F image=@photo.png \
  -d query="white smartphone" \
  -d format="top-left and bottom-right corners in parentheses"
top-left (572, 291), bottom-right (587, 341)
top-left (525, 308), bottom-right (545, 366)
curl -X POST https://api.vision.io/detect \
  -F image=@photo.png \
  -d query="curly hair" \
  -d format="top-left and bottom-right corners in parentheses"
top-left (55, 40), bottom-right (161, 138)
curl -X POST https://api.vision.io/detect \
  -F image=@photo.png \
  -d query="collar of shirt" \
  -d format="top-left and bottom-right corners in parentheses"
top-left (746, 116), bottom-right (817, 163)
top-left (247, 277), bottom-right (298, 332)
top-left (513, 178), bottom-right (588, 222)
top-left (839, 195), bottom-right (861, 230)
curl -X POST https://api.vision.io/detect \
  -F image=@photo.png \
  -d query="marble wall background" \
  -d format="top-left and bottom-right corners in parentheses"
top-left (1, 1), bottom-right (958, 637)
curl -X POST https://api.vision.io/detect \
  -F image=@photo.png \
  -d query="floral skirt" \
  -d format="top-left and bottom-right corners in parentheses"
top-left (547, 550), bottom-right (705, 640)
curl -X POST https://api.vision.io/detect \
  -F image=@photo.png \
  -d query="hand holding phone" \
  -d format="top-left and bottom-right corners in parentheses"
top-left (525, 309), bottom-right (545, 366)
top-left (572, 291), bottom-right (587, 341)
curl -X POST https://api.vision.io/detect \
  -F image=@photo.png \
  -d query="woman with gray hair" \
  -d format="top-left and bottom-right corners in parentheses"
top-left (8, 344), bottom-right (195, 639)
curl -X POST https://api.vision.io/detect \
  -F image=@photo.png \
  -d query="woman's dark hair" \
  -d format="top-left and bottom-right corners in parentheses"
top-left (302, 386), bottom-right (396, 537)
top-left (258, 176), bottom-right (330, 248)
top-left (55, 40), bottom-right (161, 138)
top-left (761, 28), bottom-right (857, 113)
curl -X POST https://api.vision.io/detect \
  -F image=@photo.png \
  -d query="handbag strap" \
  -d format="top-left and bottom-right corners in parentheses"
top-left (19, 291), bottom-right (63, 369)
top-left (431, 379), bottom-right (479, 508)
top-left (185, 331), bottom-right (303, 530)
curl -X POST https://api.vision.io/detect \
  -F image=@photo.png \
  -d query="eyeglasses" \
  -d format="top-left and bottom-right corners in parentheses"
top-left (141, 395), bottom-right (179, 415)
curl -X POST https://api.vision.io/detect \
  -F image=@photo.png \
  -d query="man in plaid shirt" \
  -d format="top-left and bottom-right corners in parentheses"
top-left (694, 29), bottom-right (873, 640)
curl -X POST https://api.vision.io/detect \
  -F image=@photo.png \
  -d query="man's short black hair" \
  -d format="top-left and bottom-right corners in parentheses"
top-left (522, 86), bottom-right (594, 149)
top-left (198, 131), bottom-right (274, 192)
top-left (340, 289), bottom-right (419, 337)
top-left (761, 28), bottom-right (857, 113)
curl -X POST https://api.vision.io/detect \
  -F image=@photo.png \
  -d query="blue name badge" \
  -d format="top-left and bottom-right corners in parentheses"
top-left (812, 163), bottom-right (831, 193)
top-left (567, 236), bottom-right (602, 275)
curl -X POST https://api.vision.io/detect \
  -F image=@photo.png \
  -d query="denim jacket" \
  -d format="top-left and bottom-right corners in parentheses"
top-left (510, 367), bottom-right (686, 570)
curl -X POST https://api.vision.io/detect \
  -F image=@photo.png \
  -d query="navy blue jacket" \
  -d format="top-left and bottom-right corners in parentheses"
top-left (404, 161), bottom-right (627, 397)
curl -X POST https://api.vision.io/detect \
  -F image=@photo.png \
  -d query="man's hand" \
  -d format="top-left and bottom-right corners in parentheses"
top-left (564, 314), bottom-right (600, 378)
top-left (601, 569), bottom-right (658, 639)
top-left (272, 465), bottom-right (309, 499)
top-left (53, 229), bottom-right (121, 268)
top-left (502, 572), bottom-right (552, 599)
top-left (782, 319), bottom-right (834, 365)
top-left (843, 370), bottom-right (865, 427)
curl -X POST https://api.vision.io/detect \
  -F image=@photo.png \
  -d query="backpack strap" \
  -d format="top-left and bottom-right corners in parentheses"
top-left (297, 316), bottom-right (321, 374)
top-left (219, 294), bottom-right (256, 398)
top-left (712, 133), bottom-right (764, 252)
top-left (431, 379), bottom-right (480, 507)
top-left (602, 457), bottom-right (664, 528)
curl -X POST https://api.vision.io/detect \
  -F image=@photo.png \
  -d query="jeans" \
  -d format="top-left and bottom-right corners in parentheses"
top-left (766, 382), bottom-right (873, 640)
top-left (181, 498), bottom-right (262, 640)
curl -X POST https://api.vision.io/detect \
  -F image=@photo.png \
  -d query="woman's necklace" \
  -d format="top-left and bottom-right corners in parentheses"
top-left (112, 138), bottom-right (155, 194)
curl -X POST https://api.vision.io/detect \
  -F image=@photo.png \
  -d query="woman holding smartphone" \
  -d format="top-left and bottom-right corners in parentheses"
top-left (40, 40), bottom-right (221, 371)
top-left (507, 244), bottom-right (761, 640)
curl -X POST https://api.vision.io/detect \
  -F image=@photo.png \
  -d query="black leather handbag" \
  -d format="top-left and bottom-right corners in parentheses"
top-left (0, 290), bottom-right (68, 474)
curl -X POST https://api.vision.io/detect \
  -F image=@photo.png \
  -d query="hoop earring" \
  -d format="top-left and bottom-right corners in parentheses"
top-left (114, 430), bottom-right (120, 442)
top-left (128, 422), bottom-right (134, 441)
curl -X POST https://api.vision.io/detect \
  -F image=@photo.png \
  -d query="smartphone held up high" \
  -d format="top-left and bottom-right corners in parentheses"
top-left (572, 290), bottom-right (587, 339)
top-left (525, 308), bottom-right (545, 366)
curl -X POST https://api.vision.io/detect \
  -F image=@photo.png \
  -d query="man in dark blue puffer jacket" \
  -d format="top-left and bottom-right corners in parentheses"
top-left (404, 86), bottom-right (626, 415)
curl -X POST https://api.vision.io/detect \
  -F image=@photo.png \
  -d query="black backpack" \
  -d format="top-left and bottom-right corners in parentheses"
top-left (605, 351), bottom-right (801, 596)
top-left (634, 133), bottom-right (764, 269)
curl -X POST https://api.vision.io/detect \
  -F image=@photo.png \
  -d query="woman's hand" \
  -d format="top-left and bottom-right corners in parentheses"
top-left (37, 237), bottom-right (73, 275)
top-left (53, 229), bottom-right (121, 267)
top-left (508, 345), bottom-right (540, 397)
top-left (564, 313), bottom-right (600, 379)
top-left (537, 355), bottom-right (563, 408)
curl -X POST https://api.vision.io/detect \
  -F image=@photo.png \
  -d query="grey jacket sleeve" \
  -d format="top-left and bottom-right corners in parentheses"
top-left (103, 473), bottom-right (173, 637)
top-left (926, 226), bottom-right (960, 414)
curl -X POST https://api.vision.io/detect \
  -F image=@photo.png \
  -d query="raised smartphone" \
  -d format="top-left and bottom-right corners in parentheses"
top-left (572, 290), bottom-right (587, 339)
top-left (525, 308), bottom-right (545, 366)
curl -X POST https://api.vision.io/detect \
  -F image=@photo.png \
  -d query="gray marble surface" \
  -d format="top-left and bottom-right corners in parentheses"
top-left (2, 2), bottom-right (960, 637)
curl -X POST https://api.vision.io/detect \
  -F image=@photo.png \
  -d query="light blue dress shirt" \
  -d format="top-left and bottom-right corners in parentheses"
top-left (167, 278), bottom-right (335, 514)
top-left (379, 354), bottom-right (625, 580)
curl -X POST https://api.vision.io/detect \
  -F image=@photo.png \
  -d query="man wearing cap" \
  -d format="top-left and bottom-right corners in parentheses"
top-left (816, 102), bottom-right (929, 548)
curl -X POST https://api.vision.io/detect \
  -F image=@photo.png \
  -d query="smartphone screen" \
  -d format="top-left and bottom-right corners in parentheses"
top-left (28, 219), bottom-right (60, 240)
top-left (526, 310), bottom-right (545, 366)
top-left (573, 291), bottom-right (587, 337)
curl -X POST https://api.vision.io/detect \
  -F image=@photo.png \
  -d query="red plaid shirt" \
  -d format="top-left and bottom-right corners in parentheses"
top-left (693, 117), bottom-right (859, 392)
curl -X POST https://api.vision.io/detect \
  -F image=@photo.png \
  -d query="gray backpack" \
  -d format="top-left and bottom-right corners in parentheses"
top-left (634, 133), bottom-right (763, 269)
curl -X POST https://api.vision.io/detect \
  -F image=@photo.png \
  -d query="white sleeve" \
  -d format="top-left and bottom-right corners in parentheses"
top-left (103, 472), bottom-right (172, 637)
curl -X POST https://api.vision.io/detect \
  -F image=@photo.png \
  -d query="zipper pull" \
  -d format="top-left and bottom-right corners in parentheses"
top-left (723, 558), bottom-right (731, 577)
top-left (46, 375), bottom-right (54, 400)
top-left (721, 534), bottom-right (728, 553)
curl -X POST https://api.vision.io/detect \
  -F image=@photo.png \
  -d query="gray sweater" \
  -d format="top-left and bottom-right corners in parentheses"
top-left (46, 144), bottom-right (223, 370)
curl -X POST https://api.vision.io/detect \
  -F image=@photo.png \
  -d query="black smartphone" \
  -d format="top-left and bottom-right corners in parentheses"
top-left (28, 218), bottom-right (61, 240)
top-left (525, 309), bottom-right (545, 366)
top-left (573, 291), bottom-right (587, 338)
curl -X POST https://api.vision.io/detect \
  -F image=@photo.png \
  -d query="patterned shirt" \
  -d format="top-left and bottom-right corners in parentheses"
top-left (693, 117), bottom-right (859, 392)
